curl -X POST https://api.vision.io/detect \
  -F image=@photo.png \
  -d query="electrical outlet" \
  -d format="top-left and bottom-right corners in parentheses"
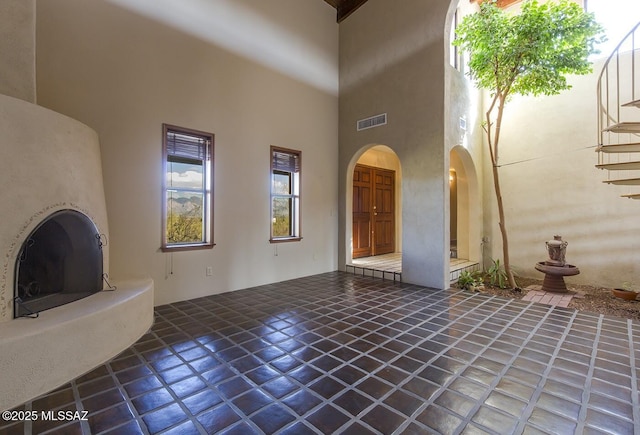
top-left (206, 267), bottom-right (213, 276)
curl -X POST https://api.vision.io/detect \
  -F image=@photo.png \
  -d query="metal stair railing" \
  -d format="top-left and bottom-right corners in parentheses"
top-left (596, 22), bottom-right (640, 199)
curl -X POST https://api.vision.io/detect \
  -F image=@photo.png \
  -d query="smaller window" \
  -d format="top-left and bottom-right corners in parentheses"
top-left (270, 146), bottom-right (302, 243)
top-left (162, 124), bottom-right (214, 251)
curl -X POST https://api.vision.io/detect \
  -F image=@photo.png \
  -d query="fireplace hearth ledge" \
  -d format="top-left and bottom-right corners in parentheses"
top-left (0, 278), bottom-right (153, 411)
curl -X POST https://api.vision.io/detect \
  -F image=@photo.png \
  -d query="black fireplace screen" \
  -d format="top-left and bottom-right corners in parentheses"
top-left (14, 209), bottom-right (103, 318)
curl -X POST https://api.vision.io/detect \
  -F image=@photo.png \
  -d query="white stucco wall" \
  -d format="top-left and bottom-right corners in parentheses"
top-left (339, 0), bottom-right (454, 290)
top-left (36, 0), bottom-right (339, 306)
top-left (0, 0), bottom-right (35, 102)
top-left (481, 57), bottom-right (640, 287)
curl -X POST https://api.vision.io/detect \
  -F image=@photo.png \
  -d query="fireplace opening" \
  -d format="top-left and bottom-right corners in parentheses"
top-left (14, 209), bottom-right (103, 318)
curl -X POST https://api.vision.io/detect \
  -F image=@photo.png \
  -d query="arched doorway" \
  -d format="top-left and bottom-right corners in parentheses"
top-left (450, 145), bottom-right (481, 270)
top-left (346, 145), bottom-right (402, 272)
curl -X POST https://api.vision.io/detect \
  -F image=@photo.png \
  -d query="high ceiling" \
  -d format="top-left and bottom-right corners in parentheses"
top-left (324, 0), bottom-right (369, 23)
top-left (325, 0), bottom-right (521, 22)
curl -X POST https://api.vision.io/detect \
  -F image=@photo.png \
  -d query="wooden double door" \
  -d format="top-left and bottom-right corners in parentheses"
top-left (352, 164), bottom-right (395, 259)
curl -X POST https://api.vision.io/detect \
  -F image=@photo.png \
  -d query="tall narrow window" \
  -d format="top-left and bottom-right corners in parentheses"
top-left (162, 124), bottom-right (214, 251)
top-left (270, 146), bottom-right (301, 242)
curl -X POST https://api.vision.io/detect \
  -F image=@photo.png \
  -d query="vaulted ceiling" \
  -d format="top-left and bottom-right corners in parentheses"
top-left (324, 0), bottom-right (369, 23)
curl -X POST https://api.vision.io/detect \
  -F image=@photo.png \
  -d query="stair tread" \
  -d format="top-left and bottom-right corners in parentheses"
top-left (621, 193), bottom-right (640, 199)
top-left (595, 161), bottom-right (640, 170)
top-left (603, 122), bottom-right (640, 133)
top-left (597, 142), bottom-right (640, 153)
top-left (603, 177), bottom-right (640, 185)
top-left (622, 99), bottom-right (640, 108)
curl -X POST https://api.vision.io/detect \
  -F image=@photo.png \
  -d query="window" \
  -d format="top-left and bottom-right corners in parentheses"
top-left (162, 124), bottom-right (214, 251)
top-left (270, 146), bottom-right (301, 242)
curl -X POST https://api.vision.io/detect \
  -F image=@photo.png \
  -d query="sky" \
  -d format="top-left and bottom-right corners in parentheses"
top-left (587, 0), bottom-right (640, 57)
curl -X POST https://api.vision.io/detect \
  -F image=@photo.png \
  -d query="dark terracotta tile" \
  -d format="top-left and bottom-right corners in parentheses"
top-left (82, 388), bottom-right (126, 412)
top-left (495, 378), bottom-right (536, 402)
top-left (355, 377), bottom-right (393, 400)
top-left (402, 377), bottom-right (440, 401)
top-left (306, 404), bottom-right (351, 434)
top-left (484, 391), bottom-right (528, 417)
top-left (288, 365), bottom-right (322, 384)
top-left (434, 389), bottom-right (476, 418)
top-left (527, 407), bottom-right (578, 434)
top-left (416, 404), bottom-right (464, 433)
top-left (101, 419), bottom-right (145, 435)
top-left (383, 389), bottom-right (423, 416)
top-left (158, 364), bottom-right (194, 384)
top-left (142, 403), bottom-right (188, 433)
top-left (75, 365), bottom-right (110, 384)
top-left (201, 365), bottom-right (235, 385)
top-left (158, 419), bottom-right (200, 435)
top-left (182, 388), bottom-right (223, 415)
top-left (169, 376), bottom-right (206, 399)
top-left (77, 375), bottom-right (117, 398)
top-left (32, 387), bottom-right (75, 410)
top-left (362, 405), bottom-right (407, 434)
top-left (123, 375), bottom-right (163, 398)
top-left (278, 421), bottom-right (319, 435)
top-left (115, 365), bottom-right (153, 385)
top-left (262, 376), bottom-right (299, 399)
top-left (229, 389), bottom-right (271, 415)
top-left (132, 388), bottom-right (175, 415)
top-left (309, 376), bottom-right (346, 399)
top-left (251, 404), bottom-right (297, 433)
top-left (88, 403), bottom-right (135, 434)
top-left (217, 376), bottom-right (253, 400)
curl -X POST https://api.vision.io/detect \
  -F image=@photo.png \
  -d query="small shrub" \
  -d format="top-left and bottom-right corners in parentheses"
top-left (457, 270), bottom-right (483, 290)
top-left (487, 259), bottom-right (508, 289)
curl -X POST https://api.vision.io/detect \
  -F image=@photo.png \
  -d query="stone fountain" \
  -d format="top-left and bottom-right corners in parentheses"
top-left (535, 235), bottom-right (580, 293)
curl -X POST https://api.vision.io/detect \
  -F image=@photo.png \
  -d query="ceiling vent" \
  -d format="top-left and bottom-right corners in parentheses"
top-left (357, 113), bottom-right (387, 131)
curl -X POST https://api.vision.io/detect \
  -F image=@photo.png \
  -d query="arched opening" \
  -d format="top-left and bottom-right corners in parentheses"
top-left (14, 209), bottom-right (104, 317)
top-left (450, 145), bottom-right (482, 271)
top-left (345, 145), bottom-right (402, 277)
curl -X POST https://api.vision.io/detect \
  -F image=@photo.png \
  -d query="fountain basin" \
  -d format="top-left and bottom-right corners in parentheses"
top-left (535, 262), bottom-right (580, 293)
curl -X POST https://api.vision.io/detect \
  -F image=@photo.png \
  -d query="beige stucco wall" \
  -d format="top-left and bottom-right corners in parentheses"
top-left (0, 0), bottom-right (36, 102)
top-left (481, 56), bottom-right (640, 287)
top-left (339, 0), bottom-right (455, 289)
top-left (36, 0), bottom-right (339, 306)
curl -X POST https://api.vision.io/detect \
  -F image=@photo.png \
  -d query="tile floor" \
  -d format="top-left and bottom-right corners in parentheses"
top-left (2, 271), bottom-right (639, 434)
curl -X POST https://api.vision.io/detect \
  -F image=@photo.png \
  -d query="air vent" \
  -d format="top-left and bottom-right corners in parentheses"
top-left (357, 113), bottom-right (387, 131)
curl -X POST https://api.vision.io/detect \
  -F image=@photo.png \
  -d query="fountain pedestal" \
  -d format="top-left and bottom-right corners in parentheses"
top-left (535, 262), bottom-right (580, 293)
top-left (535, 235), bottom-right (580, 293)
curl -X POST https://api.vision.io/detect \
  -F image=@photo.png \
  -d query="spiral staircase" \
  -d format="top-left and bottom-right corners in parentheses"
top-left (596, 22), bottom-right (640, 199)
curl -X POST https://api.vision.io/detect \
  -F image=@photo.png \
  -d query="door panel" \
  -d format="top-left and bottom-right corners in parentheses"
top-left (352, 164), bottom-right (395, 258)
top-left (373, 169), bottom-right (395, 255)
top-left (352, 165), bottom-right (372, 258)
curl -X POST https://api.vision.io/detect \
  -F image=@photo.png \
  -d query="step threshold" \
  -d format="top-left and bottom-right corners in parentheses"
top-left (621, 193), bottom-right (640, 199)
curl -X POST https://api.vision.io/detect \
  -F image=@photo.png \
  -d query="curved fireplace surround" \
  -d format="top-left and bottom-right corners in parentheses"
top-left (0, 94), bottom-right (154, 411)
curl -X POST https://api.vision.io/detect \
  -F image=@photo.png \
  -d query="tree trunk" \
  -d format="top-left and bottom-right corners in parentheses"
top-left (487, 93), bottom-right (518, 289)
top-left (491, 162), bottom-right (517, 289)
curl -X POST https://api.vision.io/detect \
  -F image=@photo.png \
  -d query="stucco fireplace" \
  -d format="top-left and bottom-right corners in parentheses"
top-left (0, 94), bottom-right (153, 411)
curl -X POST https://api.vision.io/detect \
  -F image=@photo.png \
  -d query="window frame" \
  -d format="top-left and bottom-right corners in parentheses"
top-left (270, 145), bottom-right (302, 243)
top-left (161, 123), bottom-right (215, 252)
